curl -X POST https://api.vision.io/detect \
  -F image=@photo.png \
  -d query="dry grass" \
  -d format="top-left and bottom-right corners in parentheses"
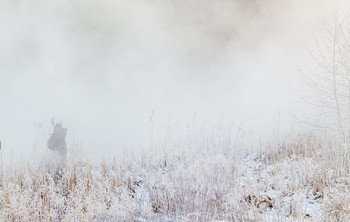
top-left (0, 133), bottom-right (350, 221)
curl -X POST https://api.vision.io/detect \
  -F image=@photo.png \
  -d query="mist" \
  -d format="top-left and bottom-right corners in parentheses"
top-left (1, 0), bottom-right (349, 159)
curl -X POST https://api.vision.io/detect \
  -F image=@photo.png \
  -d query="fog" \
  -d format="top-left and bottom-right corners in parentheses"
top-left (0, 0), bottom-right (349, 159)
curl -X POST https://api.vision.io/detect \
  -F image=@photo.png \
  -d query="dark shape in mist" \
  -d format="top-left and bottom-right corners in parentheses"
top-left (47, 123), bottom-right (67, 156)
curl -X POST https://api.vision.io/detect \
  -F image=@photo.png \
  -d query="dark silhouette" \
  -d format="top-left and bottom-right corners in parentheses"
top-left (48, 123), bottom-right (67, 156)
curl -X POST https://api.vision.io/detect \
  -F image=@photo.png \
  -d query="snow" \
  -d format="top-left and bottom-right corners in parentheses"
top-left (0, 135), bottom-right (349, 221)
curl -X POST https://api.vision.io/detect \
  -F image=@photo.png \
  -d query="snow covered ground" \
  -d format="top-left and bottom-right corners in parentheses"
top-left (0, 134), bottom-right (349, 221)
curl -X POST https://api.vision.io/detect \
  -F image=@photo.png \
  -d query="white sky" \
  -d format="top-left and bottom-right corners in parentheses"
top-left (0, 0), bottom-right (349, 159)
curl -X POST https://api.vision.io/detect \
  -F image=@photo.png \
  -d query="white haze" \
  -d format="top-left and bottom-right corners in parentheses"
top-left (0, 0), bottom-right (349, 159)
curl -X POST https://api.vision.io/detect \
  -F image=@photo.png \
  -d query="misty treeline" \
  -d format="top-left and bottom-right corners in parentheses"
top-left (301, 13), bottom-right (350, 142)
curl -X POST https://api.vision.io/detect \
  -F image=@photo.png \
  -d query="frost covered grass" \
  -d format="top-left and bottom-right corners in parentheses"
top-left (0, 133), bottom-right (350, 221)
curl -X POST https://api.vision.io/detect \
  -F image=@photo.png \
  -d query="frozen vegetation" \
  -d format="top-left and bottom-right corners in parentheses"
top-left (2, 1), bottom-right (350, 221)
top-left (0, 133), bottom-right (349, 221)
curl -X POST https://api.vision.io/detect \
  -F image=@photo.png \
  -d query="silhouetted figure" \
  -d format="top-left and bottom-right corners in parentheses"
top-left (48, 123), bottom-right (67, 156)
top-left (47, 123), bottom-right (67, 178)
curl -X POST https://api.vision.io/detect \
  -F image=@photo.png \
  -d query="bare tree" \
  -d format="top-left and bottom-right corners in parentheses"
top-left (299, 14), bottom-right (350, 142)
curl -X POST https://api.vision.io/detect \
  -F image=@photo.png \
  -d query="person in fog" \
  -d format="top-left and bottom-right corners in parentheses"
top-left (47, 123), bottom-right (67, 175)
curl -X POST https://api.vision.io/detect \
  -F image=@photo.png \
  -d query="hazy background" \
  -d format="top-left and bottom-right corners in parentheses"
top-left (0, 0), bottom-right (349, 159)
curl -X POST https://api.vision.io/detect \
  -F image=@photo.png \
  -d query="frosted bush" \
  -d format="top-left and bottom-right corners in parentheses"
top-left (0, 134), bottom-right (349, 221)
